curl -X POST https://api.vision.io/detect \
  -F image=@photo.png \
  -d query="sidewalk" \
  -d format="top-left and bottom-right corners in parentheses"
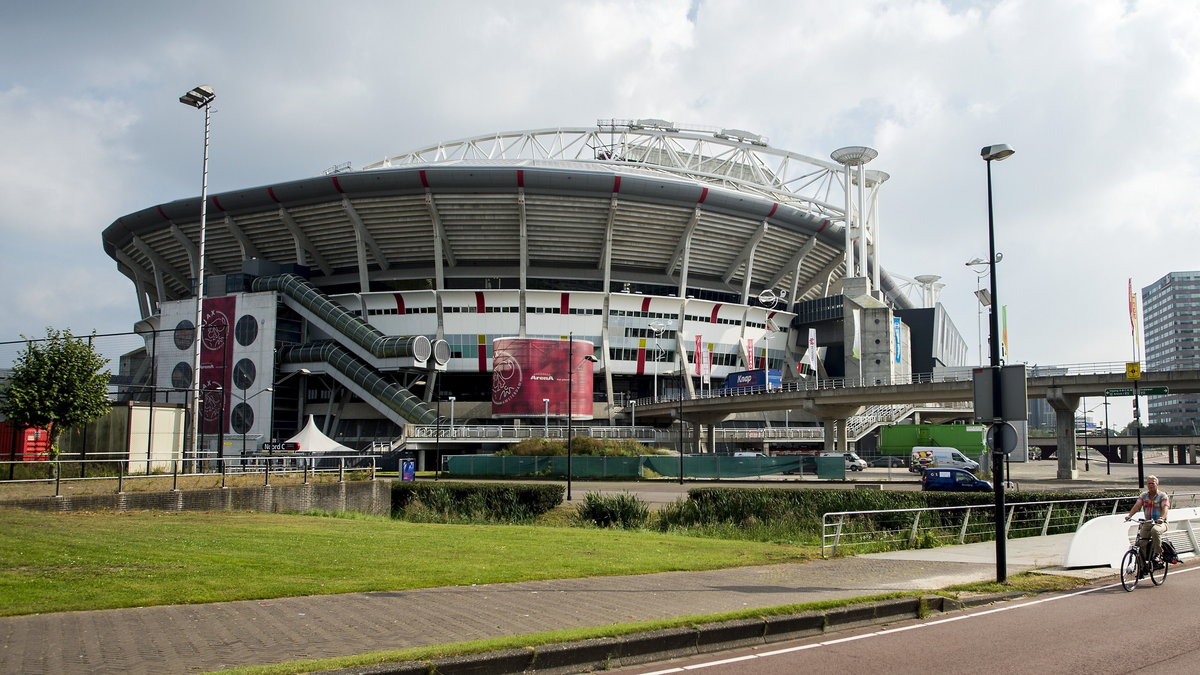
top-left (0, 533), bottom-right (1097, 675)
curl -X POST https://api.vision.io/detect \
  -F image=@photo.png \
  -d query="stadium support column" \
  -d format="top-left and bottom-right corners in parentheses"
top-left (830, 146), bottom-right (878, 287)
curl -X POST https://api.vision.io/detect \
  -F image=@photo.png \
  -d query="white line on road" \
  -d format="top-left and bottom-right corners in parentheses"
top-left (636, 565), bottom-right (1200, 674)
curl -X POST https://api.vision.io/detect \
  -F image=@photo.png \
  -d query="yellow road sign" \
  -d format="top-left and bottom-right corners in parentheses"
top-left (1126, 362), bottom-right (1141, 380)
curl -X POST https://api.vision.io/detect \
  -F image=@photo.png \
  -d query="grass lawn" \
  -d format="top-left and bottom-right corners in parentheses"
top-left (0, 508), bottom-right (815, 617)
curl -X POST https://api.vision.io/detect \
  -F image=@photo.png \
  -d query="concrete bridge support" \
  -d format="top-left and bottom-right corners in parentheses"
top-left (1046, 387), bottom-right (1079, 480)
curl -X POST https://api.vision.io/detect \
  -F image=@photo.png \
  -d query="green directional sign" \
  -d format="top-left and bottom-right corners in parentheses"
top-left (1105, 386), bottom-right (1168, 396)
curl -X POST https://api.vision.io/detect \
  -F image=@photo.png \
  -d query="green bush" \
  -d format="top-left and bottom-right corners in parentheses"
top-left (496, 437), bottom-right (657, 457)
top-left (391, 481), bottom-right (564, 523)
top-left (503, 438), bottom-right (567, 456)
top-left (576, 492), bottom-right (650, 529)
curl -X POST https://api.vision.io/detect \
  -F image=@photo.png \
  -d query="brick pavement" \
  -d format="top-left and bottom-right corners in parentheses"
top-left (0, 555), bottom-right (1010, 675)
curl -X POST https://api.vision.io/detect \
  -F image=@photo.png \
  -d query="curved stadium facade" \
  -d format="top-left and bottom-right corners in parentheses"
top-left (104, 120), bottom-right (959, 459)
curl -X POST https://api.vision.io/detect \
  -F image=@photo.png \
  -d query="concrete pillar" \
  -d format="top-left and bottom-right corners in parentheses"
top-left (823, 419), bottom-right (837, 453)
top-left (707, 425), bottom-right (717, 454)
top-left (1045, 386), bottom-right (1079, 480)
top-left (836, 419), bottom-right (848, 454)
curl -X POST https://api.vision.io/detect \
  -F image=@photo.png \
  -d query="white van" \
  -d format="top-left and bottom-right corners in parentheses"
top-left (821, 451), bottom-right (867, 471)
top-left (909, 447), bottom-right (979, 473)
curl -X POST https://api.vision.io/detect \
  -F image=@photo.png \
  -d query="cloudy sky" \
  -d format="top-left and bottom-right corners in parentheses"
top-left (2, 0), bottom-right (1197, 425)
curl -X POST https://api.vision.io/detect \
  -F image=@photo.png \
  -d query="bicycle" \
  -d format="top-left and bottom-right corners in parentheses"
top-left (1119, 518), bottom-right (1169, 591)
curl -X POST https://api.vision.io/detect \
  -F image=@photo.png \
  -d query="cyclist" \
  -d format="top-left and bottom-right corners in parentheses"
top-left (1125, 475), bottom-right (1170, 574)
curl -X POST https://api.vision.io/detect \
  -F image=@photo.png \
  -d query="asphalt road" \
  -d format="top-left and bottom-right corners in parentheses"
top-left (616, 564), bottom-right (1200, 674)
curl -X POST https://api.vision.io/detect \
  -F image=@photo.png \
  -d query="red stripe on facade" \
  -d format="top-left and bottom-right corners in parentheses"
top-left (817, 219), bottom-right (829, 233)
top-left (767, 203), bottom-right (779, 218)
top-left (210, 196), bottom-right (225, 212)
top-left (331, 176), bottom-right (345, 193)
top-left (641, 297), bottom-right (651, 313)
top-left (474, 291), bottom-right (486, 314)
top-left (710, 304), bottom-right (722, 323)
top-left (267, 187), bottom-right (281, 203)
top-left (636, 342), bottom-right (646, 375)
top-left (419, 170), bottom-right (430, 188)
top-left (156, 206), bottom-right (169, 220)
top-left (393, 293), bottom-right (405, 314)
top-left (561, 293), bottom-right (570, 315)
top-left (517, 169), bottom-right (524, 187)
top-left (698, 187), bottom-right (708, 203)
top-left (613, 176), bottom-right (621, 193)
top-left (478, 341), bottom-right (487, 373)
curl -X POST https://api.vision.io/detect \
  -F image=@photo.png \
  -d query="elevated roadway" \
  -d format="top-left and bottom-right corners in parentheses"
top-left (632, 365), bottom-right (1200, 481)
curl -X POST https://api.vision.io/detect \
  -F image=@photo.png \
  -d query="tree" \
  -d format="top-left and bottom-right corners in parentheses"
top-left (0, 328), bottom-right (111, 454)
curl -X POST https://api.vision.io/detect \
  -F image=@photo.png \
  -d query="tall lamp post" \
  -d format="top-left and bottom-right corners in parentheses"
top-left (543, 398), bottom-right (550, 436)
top-left (565, 331), bottom-right (599, 501)
top-left (965, 256), bottom-right (999, 365)
top-left (982, 142), bottom-right (1015, 583)
top-left (448, 396), bottom-right (456, 437)
top-left (179, 84), bottom-right (216, 466)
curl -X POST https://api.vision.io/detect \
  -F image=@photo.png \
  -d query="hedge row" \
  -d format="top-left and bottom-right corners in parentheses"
top-left (391, 481), bottom-right (564, 522)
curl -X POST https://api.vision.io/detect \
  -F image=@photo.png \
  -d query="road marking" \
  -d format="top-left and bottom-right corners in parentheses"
top-left (636, 565), bottom-right (1199, 674)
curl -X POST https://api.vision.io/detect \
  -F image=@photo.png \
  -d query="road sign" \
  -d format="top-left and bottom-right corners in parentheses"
top-left (987, 422), bottom-right (1019, 455)
top-left (1104, 386), bottom-right (1168, 397)
top-left (1126, 362), bottom-right (1141, 380)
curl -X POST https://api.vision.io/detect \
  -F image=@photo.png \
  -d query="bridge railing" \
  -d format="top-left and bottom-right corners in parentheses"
top-left (820, 491), bottom-right (1200, 558)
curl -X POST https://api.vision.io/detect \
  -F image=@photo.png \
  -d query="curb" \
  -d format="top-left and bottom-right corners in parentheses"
top-left (330, 593), bottom-right (1023, 675)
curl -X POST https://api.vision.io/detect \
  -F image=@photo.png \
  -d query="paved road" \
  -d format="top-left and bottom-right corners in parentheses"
top-left (617, 563), bottom-right (1200, 674)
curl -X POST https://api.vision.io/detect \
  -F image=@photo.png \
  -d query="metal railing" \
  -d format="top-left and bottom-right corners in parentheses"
top-left (0, 454), bottom-right (377, 498)
top-left (820, 492), bottom-right (1200, 558)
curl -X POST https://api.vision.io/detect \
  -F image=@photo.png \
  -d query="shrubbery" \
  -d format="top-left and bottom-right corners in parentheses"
top-left (576, 492), bottom-right (650, 529)
top-left (392, 481), bottom-right (564, 523)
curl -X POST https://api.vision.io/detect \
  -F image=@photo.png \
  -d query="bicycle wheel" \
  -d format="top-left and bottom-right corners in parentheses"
top-left (1120, 549), bottom-right (1140, 591)
top-left (1151, 554), bottom-right (1168, 586)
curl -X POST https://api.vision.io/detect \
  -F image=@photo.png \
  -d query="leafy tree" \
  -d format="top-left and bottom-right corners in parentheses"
top-left (0, 328), bottom-right (111, 454)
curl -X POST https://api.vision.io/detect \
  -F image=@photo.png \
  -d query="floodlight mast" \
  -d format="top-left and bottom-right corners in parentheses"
top-left (179, 84), bottom-right (215, 467)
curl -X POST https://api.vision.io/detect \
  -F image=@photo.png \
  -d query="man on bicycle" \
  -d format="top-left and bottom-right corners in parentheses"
top-left (1125, 475), bottom-right (1170, 574)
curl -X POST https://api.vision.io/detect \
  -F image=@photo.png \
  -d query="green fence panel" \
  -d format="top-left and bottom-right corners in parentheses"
top-left (815, 456), bottom-right (846, 479)
top-left (448, 454), bottom-right (845, 480)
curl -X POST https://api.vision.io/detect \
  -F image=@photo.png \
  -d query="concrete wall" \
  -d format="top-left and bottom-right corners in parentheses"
top-left (0, 479), bottom-right (391, 516)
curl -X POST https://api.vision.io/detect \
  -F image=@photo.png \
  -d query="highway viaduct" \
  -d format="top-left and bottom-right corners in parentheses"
top-left (632, 366), bottom-right (1200, 480)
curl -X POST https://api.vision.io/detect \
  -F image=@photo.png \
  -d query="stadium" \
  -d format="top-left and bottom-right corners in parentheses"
top-left (101, 119), bottom-right (967, 464)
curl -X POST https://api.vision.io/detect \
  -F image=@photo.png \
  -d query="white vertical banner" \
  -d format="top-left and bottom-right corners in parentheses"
top-left (851, 308), bottom-right (862, 360)
top-left (807, 328), bottom-right (817, 371)
top-left (746, 337), bottom-right (755, 368)
top-left (892, 317), bottom-right (902, 364)
top-left (694, 335), bottom-right (701, 375)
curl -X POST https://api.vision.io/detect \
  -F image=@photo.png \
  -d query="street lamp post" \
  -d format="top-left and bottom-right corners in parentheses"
top-left (238, 386), bottom-right (274, 455)
top-left (965, 257), bottom-right (999, 365)
top-left (448, 396), bottom-right (456, 437)
top-left (565, 331), bottom-right (599, 501)
top-left (982, 142), bottom-right (1014, 583)
top-left (179, 84), bottom-right (216, 470)
top-left (543, 398), bottom-right (550, 436)
top-left (1103, 395), bottom-right (1111, 475)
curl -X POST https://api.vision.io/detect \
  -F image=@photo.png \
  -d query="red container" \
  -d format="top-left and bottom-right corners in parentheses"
top-left (0, 421), bottom-right (52, 461)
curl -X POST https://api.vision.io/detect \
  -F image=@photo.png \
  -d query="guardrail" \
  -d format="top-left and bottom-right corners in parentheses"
top-left (820, 492), bottom-right (1200, 558)
top-left (0, 454), bottom-right (377, 497)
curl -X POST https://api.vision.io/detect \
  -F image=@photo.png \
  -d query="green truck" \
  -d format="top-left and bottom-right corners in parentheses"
top-left (878, 424), bottom-right (987, 462)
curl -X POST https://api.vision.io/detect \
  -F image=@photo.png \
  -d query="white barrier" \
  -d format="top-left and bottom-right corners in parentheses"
top-left (1063, 506), bottom-right (1200, 568)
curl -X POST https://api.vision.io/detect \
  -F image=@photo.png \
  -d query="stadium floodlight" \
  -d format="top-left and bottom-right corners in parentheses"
top-left (180, 84), bottom-right (215, 468)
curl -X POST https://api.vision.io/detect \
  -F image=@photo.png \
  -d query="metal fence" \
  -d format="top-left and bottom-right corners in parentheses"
top-left (820, 492), bottom-right (1200, 558)
top-left (0, 454), bottom-right (377, 498)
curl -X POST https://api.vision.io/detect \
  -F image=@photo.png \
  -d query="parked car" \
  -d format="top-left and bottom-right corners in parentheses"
top-left (921, 468), bottom-right (993, 492)
top-left (867, 456), bottom-right (907, 468)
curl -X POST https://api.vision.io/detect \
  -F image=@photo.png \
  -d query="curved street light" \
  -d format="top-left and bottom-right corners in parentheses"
top-left (565, 331), bottom-right (600, 501)
top-left (982, 142), bottom-right (1014, 583)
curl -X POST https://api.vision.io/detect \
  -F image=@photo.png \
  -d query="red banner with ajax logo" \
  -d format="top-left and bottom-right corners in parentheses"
top-left (492, 338), bottom-right (595, 418)
top-left (199, 296), bottom-right (235, 434)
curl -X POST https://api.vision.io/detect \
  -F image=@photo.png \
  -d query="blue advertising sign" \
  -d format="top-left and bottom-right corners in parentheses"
top-left (401, 460), bottom-right (416, 482)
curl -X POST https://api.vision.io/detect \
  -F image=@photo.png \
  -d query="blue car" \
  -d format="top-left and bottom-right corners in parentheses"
top-left (921, 468), bottom-right (993, 492)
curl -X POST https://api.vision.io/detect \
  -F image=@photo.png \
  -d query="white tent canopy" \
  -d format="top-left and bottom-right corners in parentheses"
top-left (284, 415), bottom-right (354, 454)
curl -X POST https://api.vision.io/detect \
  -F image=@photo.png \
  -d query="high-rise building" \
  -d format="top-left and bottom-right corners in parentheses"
top-left (1141, 271), bottom-right (1200, 431)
